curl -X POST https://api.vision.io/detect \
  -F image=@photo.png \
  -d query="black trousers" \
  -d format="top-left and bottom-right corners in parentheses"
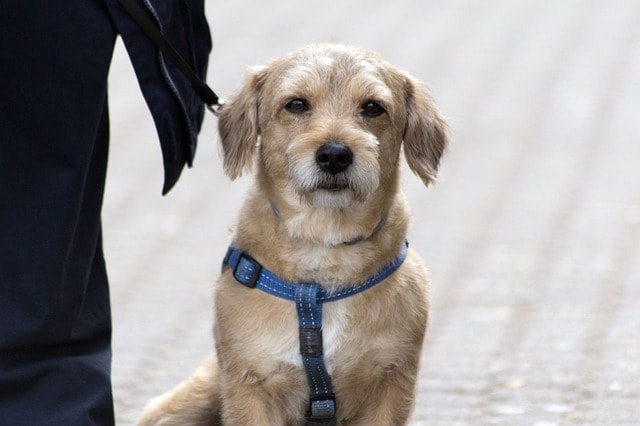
top-left (0, 1), bottom-right (117, 424)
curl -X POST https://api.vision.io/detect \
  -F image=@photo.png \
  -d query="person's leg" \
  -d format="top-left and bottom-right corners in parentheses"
top-left (0, 1), bottom-right (117, 424)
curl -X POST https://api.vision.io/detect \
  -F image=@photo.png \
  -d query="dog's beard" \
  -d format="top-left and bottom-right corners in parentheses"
top-left (290, 167), bottom-right (378, 208)
top-left (305, 189), bottom-right (356, 208)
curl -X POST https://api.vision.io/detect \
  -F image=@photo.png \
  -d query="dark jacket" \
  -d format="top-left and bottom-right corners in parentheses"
top-left (106, 0), bottom-right (212, 194)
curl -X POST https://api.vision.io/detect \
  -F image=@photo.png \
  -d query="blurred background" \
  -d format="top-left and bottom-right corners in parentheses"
top-left (104, 0), bottom-right (640, 424)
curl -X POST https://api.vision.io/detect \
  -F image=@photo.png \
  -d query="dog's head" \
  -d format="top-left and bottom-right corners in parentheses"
top-left (218, 44), bottom-right (447, 211)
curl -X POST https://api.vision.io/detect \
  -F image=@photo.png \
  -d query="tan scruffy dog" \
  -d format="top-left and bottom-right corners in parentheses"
top-left (137, 43), bottom-right (447, 425)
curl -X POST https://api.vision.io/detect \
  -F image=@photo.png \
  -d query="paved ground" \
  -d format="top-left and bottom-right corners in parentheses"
top-left (104, 1), bottom-right (640, 424)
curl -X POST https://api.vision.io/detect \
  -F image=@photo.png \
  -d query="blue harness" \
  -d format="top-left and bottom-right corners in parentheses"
top-left (222, 241), bottom-right (409, 425)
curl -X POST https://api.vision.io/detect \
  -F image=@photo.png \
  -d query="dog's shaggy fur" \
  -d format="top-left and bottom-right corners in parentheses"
top-left (137, 44), bottom-right (447, 425)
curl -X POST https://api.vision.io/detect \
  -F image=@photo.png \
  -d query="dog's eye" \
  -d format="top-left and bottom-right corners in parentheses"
top-left (285, 98), bottom-right (309, 114)
top-left (361, 101), bottom-right (386, 118)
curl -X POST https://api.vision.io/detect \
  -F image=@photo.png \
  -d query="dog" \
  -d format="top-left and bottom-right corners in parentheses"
top-left (137, 43), bottom-right (447, 425)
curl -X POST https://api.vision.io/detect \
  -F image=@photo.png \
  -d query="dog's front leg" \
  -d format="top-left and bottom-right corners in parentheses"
top-left (220, 384), bottom-right (280, 425)
top-left (337, 365), bottom-right (421, 426)
top-left (220, 369), bottom-right (304, 425)
top-left (364, 376), bottom-right (418, 425)
top-left (215, 280), bottom-right (307, 424)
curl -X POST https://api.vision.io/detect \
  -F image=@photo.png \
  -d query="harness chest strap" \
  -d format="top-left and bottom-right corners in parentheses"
top-left (221, 241), bottom-right (409, 424)
top-left (296, 283), bottom-right (336, 424)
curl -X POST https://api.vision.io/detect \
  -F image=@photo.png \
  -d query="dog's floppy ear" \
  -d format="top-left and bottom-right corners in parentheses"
top-left (217, 65), bottom-right (267, 180)
top-left (402, 74), bottom-right (448, 187)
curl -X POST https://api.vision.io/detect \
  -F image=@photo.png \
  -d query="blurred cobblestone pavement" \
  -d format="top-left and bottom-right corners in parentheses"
top-left (104, 1), bottom-right (640, 424)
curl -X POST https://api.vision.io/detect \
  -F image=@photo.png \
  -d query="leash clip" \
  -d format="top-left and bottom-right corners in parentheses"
top-left (207, 98), bottom-right (226, 117)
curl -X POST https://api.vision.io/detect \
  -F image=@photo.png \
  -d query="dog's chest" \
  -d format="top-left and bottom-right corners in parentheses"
top-left (318, 301), bottom-right (351, 367)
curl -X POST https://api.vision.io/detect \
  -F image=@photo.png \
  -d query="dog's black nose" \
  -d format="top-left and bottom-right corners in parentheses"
top-left (315, 143), bottom-right (353, 174)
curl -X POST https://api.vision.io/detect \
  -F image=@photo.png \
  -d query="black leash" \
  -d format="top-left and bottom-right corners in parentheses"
top-left (116, 0), bottom-right (224, 115)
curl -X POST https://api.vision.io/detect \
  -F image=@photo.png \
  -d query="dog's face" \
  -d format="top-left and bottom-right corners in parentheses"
top-left (218, 44), bottom-right (447, 210)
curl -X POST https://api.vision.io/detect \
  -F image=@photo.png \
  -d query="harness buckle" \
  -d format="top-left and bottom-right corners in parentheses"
top-left (299, 327), bottom-right (324, 356)
top-left (307, 394), bottom-right (336, 424)
top-left (232, 251), bottom-right (262, 288)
